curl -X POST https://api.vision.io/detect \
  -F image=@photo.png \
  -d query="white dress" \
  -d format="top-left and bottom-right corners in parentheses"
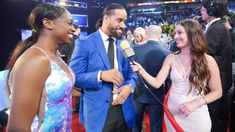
top-left (164, 55), bottom-right (211, 132)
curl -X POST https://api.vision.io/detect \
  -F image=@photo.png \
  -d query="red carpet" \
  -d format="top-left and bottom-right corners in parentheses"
top-left (144, 112), bottom-right (150, 132)
top-left (71, 97), bottom-right (85, 132)
top-left (71, 112), bottom-right (85, 132)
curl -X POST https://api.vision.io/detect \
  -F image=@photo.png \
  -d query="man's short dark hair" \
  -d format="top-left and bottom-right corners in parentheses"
top-left (202, 0), bottom-right (227, 18)
top-left (102, 3), bottom-right (125, 17)
top-left (96, 3), bottom-right (125, 29)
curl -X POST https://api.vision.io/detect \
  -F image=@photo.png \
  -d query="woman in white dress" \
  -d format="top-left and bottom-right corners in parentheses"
top-left (131, 19), bottom-right (222, 132)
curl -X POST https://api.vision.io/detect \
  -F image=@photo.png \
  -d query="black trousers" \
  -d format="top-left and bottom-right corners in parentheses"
top-left (209, 96), bottom-right (228, 132)
top-left (102, 105), bottom-right (131, 132)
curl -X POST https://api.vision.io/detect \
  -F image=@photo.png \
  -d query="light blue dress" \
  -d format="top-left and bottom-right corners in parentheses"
top-left (30, 46), bottom-right (75, 131)
top-left (0, 69), bottom-right (10, 111)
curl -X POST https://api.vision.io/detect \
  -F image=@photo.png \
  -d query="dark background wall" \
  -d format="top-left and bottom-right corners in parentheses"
top-left (0, 0), bottom-right (31, 70)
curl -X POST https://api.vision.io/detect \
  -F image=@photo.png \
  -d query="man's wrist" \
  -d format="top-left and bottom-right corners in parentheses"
top-left (98, 71), bottom-right (103, 82)
top-left (128, 83), bottom-right (134, 93)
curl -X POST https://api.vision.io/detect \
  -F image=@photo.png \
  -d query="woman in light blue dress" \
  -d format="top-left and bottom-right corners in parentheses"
top-left (7, 3), bottom-right (76, 131)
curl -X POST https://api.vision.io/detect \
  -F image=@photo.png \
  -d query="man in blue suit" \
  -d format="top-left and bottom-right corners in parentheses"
top-left (132, 25), bottom-right (171, 132)
top-left (70, 3), bottom-right (137, 132)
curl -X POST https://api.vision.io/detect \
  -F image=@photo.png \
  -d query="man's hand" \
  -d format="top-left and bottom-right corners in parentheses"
top-left (101, 69), bottom-right (123, 86)
top-left (112, 85), bottom-right (132, 106)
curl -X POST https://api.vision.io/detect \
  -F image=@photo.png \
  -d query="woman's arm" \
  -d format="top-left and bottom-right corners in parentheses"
top-left (131, 54), bottom-right (172, 89)
top-left (202, 55), bottom-right (222, 104)
top-left (7, 49), bottom-right (50, 131)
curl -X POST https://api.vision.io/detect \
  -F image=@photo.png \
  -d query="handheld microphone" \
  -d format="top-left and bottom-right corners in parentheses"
top-left (120, 40), bottom-right (135, 62)
top-left (120, 40), bottom-right (147, 88)
top-left (120, 40), bottom-right (164, 106)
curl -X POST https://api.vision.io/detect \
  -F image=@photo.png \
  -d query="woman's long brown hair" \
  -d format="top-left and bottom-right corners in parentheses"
top-left (178, 19), bottom-right (211, 95)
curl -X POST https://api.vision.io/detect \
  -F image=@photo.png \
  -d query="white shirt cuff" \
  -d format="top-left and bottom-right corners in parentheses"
top-left (128, 84), bottom-right (134, 93)
top-left (97, 71), bottom-right (102, 82)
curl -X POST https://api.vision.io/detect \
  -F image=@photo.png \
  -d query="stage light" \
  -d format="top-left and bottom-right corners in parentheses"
top-left (58, 1), bottom-right (66, 6)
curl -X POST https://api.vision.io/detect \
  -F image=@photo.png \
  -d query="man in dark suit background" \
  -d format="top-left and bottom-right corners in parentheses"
top-left (224, 15), bottom-right (235, 132)
top-left (201, 0), bottom-right (232, 131)
top-left (69, 3), bottom-right (137, 132)
top-left (132, 25), bottom-right (171, 132)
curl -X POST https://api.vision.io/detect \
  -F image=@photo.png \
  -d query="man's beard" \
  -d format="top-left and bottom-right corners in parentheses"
top-left (109, 27), bottom-right (124, 39)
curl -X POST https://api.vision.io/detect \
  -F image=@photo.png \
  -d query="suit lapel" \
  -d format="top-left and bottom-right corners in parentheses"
top-left (93, 31), bottom-right (110, 69)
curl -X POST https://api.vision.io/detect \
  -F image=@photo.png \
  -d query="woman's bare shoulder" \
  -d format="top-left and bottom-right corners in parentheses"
top-left (12, 47), bottom-right (51, 75)
top-left (205, 54), bottom-right (219, 70)
top-left (166, 54), bottom-right (174, 59)
top-left (205, 54), bottom-right (217, 65)
top-left (164, 54), bottom-right (174, 65)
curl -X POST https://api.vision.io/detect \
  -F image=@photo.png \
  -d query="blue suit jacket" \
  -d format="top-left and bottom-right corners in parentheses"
top-left (133, 40), bottom-right (171, 104)
top-left (69, 30), bottom-right (137, 132)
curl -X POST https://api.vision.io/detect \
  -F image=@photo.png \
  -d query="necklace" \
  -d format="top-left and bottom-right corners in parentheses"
top-left (176, 55), bottom-right (191, 79)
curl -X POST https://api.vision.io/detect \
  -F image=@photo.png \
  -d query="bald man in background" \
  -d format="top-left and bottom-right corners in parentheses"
top-left (133, 25), bottom-right (171, 132)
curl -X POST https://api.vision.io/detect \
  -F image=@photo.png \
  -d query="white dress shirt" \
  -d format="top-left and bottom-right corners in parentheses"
top-left (98, 28), bottom-right (119, 100)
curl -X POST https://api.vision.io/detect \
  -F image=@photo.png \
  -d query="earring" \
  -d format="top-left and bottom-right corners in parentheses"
top-left (49, 27), bottom-right (53, 30)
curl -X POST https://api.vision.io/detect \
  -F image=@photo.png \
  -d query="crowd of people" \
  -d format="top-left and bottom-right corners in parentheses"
top-left (0, 0), bottom-right (234, 132)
